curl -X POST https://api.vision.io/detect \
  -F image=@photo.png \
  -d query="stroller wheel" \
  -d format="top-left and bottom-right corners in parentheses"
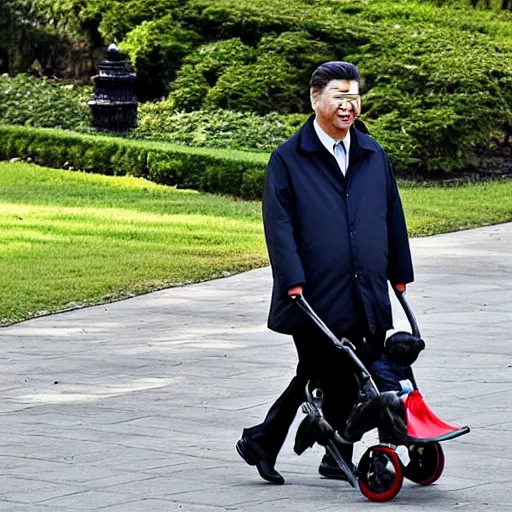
top-left (358, 445), bottom-right (403, 502)
top-left (404, 442), bottom-right (445, 485)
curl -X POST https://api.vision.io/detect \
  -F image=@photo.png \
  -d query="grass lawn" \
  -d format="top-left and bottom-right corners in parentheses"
top-left (1, 161), bottom-right (511, 325)
top-left (0, 162), bottom-right (266, 325)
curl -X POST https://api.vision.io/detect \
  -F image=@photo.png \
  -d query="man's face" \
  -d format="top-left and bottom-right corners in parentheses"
top-left (311, 79), bottom-right (361, 138)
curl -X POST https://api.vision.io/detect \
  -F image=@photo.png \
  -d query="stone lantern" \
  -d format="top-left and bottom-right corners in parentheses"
top-left (88, 44), bottom-right (138, 132)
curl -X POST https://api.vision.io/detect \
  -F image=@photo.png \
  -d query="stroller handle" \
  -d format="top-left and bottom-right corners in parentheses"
top-left (393, 288), bottom-right (421, 338)
top-left (291, 294), bottom-right (379, 395)
top-left (290, 295), bottom-right (348, 350)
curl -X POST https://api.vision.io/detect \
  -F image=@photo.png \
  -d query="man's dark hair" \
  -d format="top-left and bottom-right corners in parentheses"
top-left (309, 61), bottom-right (360, 91)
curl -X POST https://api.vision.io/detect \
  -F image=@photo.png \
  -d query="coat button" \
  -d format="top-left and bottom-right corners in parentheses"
top-left (351, 230), bottom-right (356, 237)
top-left (354, 271), bottom-right (359, 278)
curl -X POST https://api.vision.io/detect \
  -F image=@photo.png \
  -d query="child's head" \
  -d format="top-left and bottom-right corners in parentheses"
top-left (384, 332), bottom-right (425, 366)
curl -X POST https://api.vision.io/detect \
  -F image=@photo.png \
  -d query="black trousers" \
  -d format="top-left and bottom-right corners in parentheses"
top-left (243, 325), bottom-right (385, 463)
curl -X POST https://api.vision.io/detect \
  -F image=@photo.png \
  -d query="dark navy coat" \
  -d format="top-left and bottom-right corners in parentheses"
top-left (263, 116), bottom-right (414, 335)
top-left (369, 356), bottom-right (415, 393)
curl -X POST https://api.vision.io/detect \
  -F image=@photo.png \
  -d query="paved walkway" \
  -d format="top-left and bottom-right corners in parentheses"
top-left (1, 223), bottom-right (511, 511)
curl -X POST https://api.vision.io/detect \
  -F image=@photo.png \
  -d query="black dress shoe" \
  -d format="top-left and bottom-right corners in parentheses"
top-left (236, 437), bottom-right (285, 485)
top-left (318, 452), bottom-right (357, 481)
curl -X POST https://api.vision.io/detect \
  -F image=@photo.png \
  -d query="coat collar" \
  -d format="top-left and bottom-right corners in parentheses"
top-left (300, 115), bottom-right (377, 155)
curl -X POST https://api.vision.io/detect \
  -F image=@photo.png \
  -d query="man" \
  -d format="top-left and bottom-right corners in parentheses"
top-left (236, 61), bottom-right (413, 485)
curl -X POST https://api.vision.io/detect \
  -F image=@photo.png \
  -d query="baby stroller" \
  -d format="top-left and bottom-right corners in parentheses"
top-left (291, 290), bottom-right (470, 502)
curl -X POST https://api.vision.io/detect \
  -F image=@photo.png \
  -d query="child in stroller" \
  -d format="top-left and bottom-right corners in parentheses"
top-left (369, 330), bottom-right (425, 395)
top-left (292, 290), bottom-right (469, 502)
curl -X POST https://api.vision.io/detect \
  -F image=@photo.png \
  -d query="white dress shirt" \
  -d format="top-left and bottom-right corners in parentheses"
top-left (313, 119), bottom-right (351, 176)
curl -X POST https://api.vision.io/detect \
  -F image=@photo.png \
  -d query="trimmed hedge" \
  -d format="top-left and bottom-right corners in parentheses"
top-left (0, 125), bottom-right (267, 199)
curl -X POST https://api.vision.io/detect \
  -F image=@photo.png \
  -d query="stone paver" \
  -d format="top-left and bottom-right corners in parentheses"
top-left (0, 223), bottom-right (511, 511)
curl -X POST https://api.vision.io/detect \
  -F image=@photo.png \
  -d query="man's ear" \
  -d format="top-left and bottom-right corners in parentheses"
top-left (355, 96), bottom-right (362, 117)
top-left (310, 88), bottom-right (320, 111)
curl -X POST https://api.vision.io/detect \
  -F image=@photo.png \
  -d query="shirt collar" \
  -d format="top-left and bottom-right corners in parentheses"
top-left (300, 115), bottom-right (377, 155)
top-left (313, 119), bottom-right (351, 156)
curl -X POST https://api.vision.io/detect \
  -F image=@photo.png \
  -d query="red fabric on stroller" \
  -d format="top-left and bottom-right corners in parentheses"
top-left (402, 390), bottom-right (469, 443)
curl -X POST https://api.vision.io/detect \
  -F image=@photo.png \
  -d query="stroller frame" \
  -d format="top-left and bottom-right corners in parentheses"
top-left (292, 291), bottom-right (470, 502)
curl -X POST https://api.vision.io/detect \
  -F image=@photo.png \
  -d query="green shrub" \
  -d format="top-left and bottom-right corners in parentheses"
top-left (167, 65), bottom-right (211, 112)
top-left (146, 151), bottom-right (180, 185)
top-left (2, 0), bottom-right (95, 78)
top-left (240, 167), bottom-right (266, 199)
top-left (12, 134), bottom-right (34, 161)
top-left (119, 15), bottom-right (200, 100)
top-left (201, 160), bottom-right (243, 195)
top-left (81, 141), bottom-right (119, 175)
top-left (0, 125), bottom-right (269, 198)
top-left (0, 74), bottom-right (91, 130)
top-left (89, 0), bottom-right (186, 43)
top-left (184, 38), bottom-right (254, 79)
top-left (28, 136), bottom-right (69, 169)
top-left (203, 54), bottom-right (303, 114)
top-left (257, 31), bottom-right (336, 92)
top-left (168, 38), bottom-right (254, 111)
top-left (133, 106), bottom-right (308, 151)
top-left (351, 23), bottom-right (512, 174)
top-left (109, 146), bottom-right (147, 177)
top-left (178, 0), bottom-right (300, 43)
top-left (66, 142), bottom-right (87, 170)
top-left (4, 0), bottom-right (512, 178)
top-left (3, 129), bottom-right (33, 160)
top-left (168, 32), bottom-right (335, 114)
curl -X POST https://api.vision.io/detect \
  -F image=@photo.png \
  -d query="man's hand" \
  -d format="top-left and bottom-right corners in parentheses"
top-left (394, 283), bottom-right (406, 293)
top-left (288, 285), bottom-right (303, 297)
